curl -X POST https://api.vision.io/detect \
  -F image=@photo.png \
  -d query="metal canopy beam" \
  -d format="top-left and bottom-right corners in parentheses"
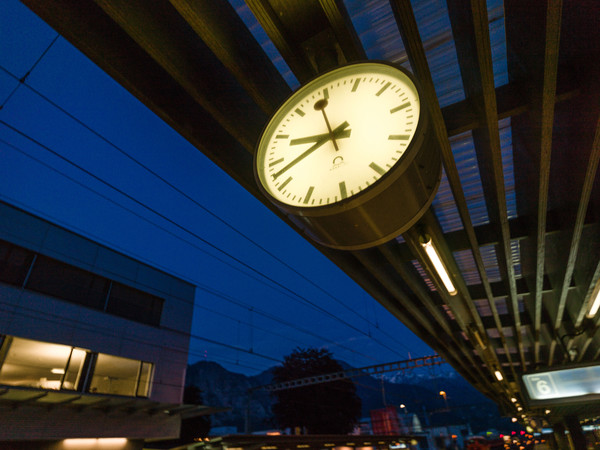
top-left (447, 0), bottom-right (520, 384)
top-left (389, 1), bottom-right (507, 399)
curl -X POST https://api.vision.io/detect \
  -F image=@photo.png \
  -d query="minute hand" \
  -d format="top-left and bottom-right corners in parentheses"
top-left (273, 121), bottom-right (350, 180)
top-left (290, 128), bottom-right (352, 146)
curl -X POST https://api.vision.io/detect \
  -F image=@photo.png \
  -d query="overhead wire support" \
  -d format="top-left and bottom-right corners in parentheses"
top-left (252, 354), bottom-right (445, 392)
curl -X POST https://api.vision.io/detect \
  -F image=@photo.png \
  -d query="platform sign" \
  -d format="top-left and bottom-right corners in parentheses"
top-left (522, 365), bottom-right (600, 402)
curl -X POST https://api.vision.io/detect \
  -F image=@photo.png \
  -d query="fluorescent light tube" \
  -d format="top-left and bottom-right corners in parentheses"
top-left (587, 281), bottom-right (600, 318)
top-left (420, 236), bottom-right (457, 295)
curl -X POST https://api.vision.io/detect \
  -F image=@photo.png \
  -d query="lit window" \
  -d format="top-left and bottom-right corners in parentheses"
top-left (0, 336), bottom-right (153, 398)
top-left (137, 361), bottom-right (153, 397)
top-left (0, 337), bottom-right (85, 390)
top-left (90, 354), bottom-right (153, 397)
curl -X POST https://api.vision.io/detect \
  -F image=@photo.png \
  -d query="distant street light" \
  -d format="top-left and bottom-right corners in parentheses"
top-left (439, 391), bottom-right (448, 410)
top-left (399, 404), bottom-right (407, 414)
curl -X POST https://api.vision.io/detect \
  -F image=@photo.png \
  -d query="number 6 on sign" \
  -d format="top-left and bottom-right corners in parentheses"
top-left (527, 374), bottom-right (557, 399)
top-left (536, 379), bottom-right (551, 395)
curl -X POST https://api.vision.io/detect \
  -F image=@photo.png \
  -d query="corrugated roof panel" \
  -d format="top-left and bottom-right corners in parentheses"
top-left (228, 0), bottom-right (299, 89)
top-left (411, 0), bottom-right (466, 107)
top-left (412, 259), bottom-right (436, 292)
top-left (495, 297), bottom-right (508, 314)
top-left (453, 249), bottom-right (482, 285)
top-left (500, 118), bottom-right (517, 219)
top-left (487, 328), bottom-right (500, 338)
top-left (451, 131), bottom-right (490, 226)
top-left (481, 244), bottom-right (502, 282)
top-left (431, 168), bottom-right (463, 233)
top-left (487, 0), bottom-right (509, 88)
top-left (511, 239), bottom-right (522, 278)
top-left (442, 304), bottom-right (456, 320)
top-left (474, 299), bottom-right (492, 317)
top-left (345, 0), bottom-right (410, 66)
top-left (348, 0), bottom-right (465, 106)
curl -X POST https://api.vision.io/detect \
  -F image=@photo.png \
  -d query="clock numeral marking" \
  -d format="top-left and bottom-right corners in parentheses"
top-left (369, 162), bottom-right (386, 176)
top-left (295, 108), bottom-right (305, 117)
top-left (303, 186), bottom-right (315, 204)
top-left (278, 176), bottom-right (292, 191)
top-left (339, 181), bottom-right (348, 200)
top-left (376, 82), bottom-right (391, 96)
top-left (276, 134), bottom-right (289, 139)
top-left (388, 134), bottom-right (410, 140)
top-left (269, 157), bottom-right (284, 167)
top-left (351, 78), bottom-right (361, 92)
top-left (390, 102), bottom-right (410, 114)
top-left (323, 88), bottom-right (329, 100)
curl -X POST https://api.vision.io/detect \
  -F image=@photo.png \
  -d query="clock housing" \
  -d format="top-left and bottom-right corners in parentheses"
top-left (254, 61), bottom-right (441, 250)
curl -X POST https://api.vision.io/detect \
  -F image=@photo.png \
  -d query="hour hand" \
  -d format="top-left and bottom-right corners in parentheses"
top-left (273, 121), bottom-right (350, 180)
top-left (290, 128), bottom-right (351, 146)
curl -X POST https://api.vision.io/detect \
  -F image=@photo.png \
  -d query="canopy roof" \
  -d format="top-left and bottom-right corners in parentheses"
top-left (21, 0), bottom-right (600, 426)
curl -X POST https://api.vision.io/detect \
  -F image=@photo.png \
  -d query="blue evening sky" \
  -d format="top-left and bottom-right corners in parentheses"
top-left (0, 0), bottom-right (435, 375)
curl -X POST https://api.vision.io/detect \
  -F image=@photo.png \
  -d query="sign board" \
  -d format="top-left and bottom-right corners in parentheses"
top-left (370, 406), bottom-right (401, 435)
top-left (522, 365), bottom-right (600, 403)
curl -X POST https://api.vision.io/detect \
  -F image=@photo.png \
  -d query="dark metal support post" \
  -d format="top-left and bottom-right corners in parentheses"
top-left (564, 415), bottom-right (587, 450)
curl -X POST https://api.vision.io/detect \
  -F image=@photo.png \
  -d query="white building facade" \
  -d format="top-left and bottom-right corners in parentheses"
top-left (0, 201), bottom-right (196, 449)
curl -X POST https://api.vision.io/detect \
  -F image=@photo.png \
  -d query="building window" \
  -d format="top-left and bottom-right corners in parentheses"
top-left (107, 282), bottom-right (163, 327)
top-left (89, 354), bottom-right (153, 397)
top-left (22, 251), bottom-right (164, 327)
top-left (90, 354), bottom-right (140, 396)
top-left (0, 336), bottom-right (153, 398)
top-left (26, 255), bottom-right (110, 310)
top-left (0, 336), bottom-right (85, 390)
top-left (0, 239), bottom-right (35, 286)
top-left (0, 239), bottom-right (166, 327)
top-left (137, 361), bottom-right (153, 397)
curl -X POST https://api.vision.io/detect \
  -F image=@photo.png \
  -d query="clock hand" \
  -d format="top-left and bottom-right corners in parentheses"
top-left (314, 98), bottom-right (339, 150)
top-left (273, 121), bottom-right (350, 180)
top-left (290, 129), bottom-right (351, 146)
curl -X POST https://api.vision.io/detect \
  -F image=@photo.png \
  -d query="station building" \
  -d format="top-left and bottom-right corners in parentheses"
top-left (0, 201), bottom-right (198, 449)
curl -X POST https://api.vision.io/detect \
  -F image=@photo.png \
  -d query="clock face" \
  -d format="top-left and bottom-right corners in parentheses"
top-left (255, 62), bottom-right (422, 209)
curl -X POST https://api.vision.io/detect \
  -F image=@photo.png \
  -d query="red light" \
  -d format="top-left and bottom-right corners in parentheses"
top-left (499, 434), bottom-right (503, 438)
top-left (511, 431), bottom-right (516, 435)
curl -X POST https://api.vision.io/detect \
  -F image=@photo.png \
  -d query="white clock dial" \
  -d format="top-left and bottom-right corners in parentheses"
top-left (255, 62), bottom-right (421, 208)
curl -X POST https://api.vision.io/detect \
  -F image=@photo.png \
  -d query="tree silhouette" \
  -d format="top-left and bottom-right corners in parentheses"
top-left (271, 348), bottom-right (361, 434)
top-left (180, 385), bottom-right (211, 441)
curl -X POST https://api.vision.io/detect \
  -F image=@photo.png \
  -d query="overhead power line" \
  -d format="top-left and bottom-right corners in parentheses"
top-left (0, 135), bottom-right (392, 365)
top-left (0, 59), bottom-right (415, 356)
top-left (0, 119), bottom-right (410, 362)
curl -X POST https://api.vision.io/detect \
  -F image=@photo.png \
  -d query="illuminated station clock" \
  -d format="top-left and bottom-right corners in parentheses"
top-left (254, 61), bottom-right (441, 250)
